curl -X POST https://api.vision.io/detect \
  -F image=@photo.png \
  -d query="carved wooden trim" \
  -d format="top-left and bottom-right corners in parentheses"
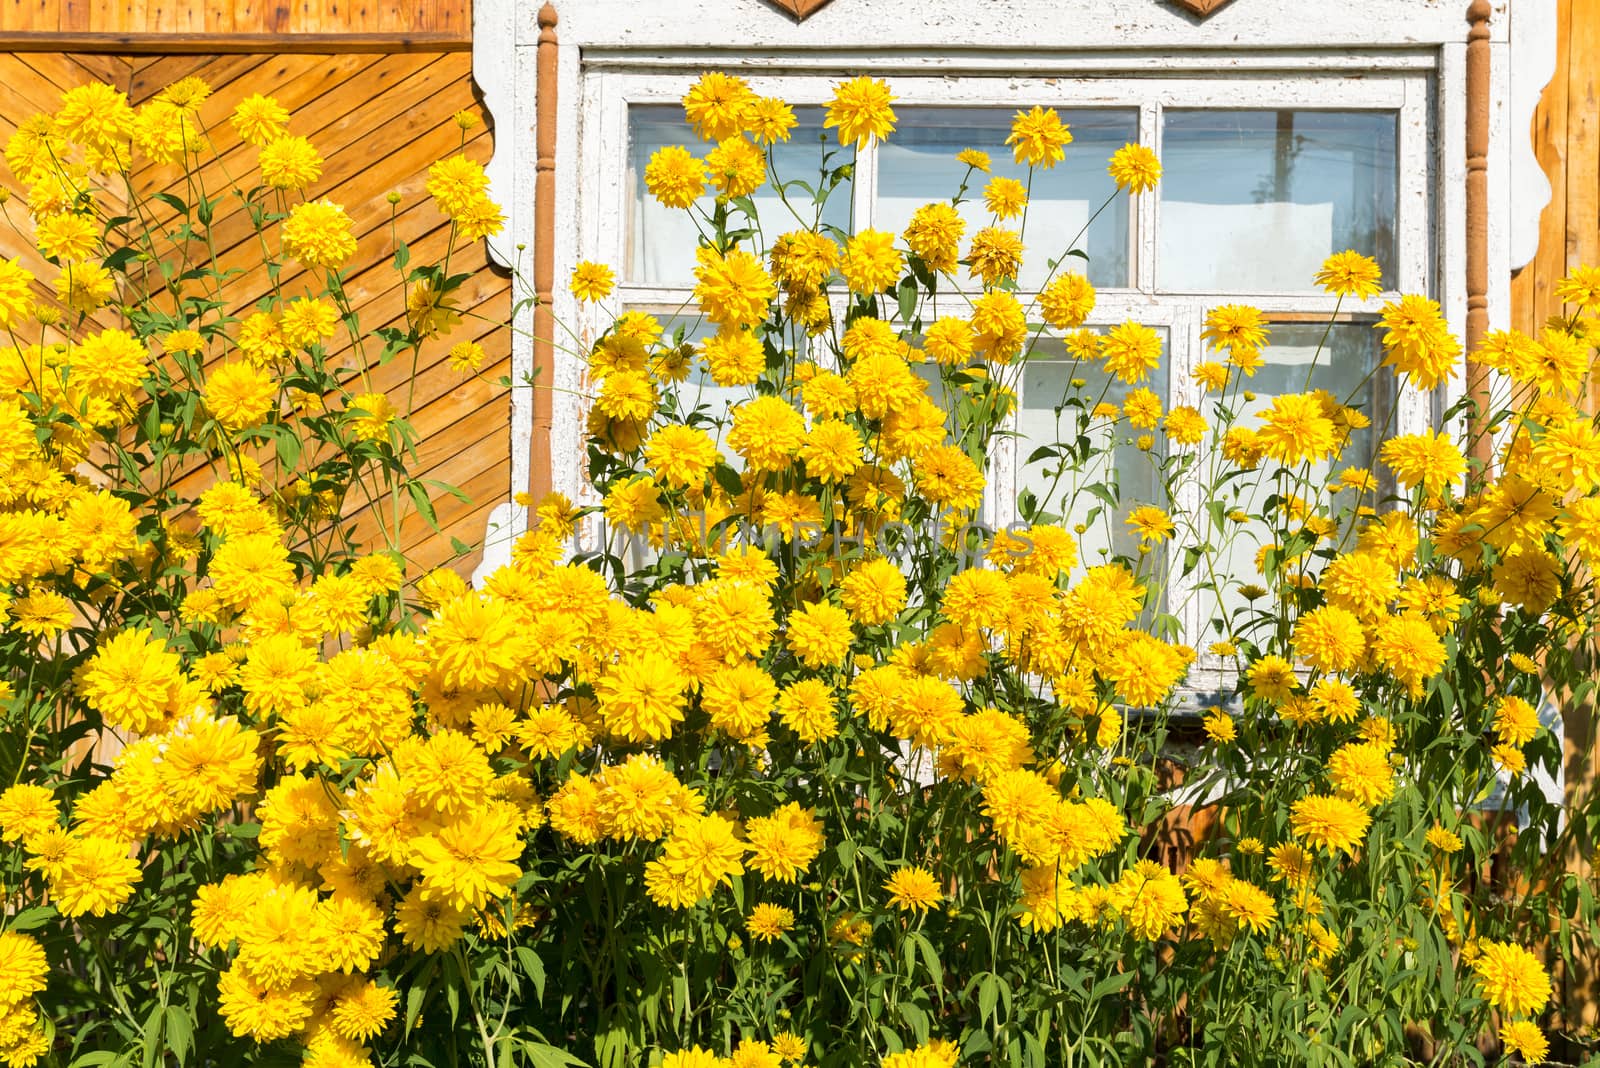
top-left (764, 0), bottom-right (836, 19)
top-left (531, 1), bottom-right (558, 503)
top-left (1167, 0), bottom-right (1236, 16)
top-left (1465, 0), bottom-right (1491, 460)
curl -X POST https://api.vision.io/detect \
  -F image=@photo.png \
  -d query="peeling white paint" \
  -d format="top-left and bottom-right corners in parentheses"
top-left (470, 0), bottom-right (1555, 575)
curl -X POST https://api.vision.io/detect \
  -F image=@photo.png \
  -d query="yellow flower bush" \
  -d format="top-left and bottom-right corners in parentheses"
top-left (0, 68), bottom-right (1594, 1068)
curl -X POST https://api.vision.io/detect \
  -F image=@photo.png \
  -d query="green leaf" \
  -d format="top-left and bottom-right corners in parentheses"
top-left (139, 1004), bottom-right (163, 1068)
top-left (163, 1006), bottom-right (191, 1067)
top-left (7, 905), bottom-right (56, 932)
top-left (514, 945), bottom-right (547, 1004)
top-left (406, 481), bottom-right (441, 532)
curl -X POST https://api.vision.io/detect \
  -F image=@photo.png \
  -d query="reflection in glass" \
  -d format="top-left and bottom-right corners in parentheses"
top-left (1191, 322), bottom-right (1389, 639)
top-left (1016, 330), bottom-right (1170, 573)
top-left (628, 106), bottom-right (852, 284)
top-left (876, 107), bottom-right (1137, 290)
top-left (1158, 111), bottom-right (1397, 292)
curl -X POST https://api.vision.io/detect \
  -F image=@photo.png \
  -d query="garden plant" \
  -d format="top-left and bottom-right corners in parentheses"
top-left (0, 69), bottom-right (1596, 1068)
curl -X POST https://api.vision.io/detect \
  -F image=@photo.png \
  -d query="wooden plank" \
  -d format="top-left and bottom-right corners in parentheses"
top-left (0, 31), bottom-right (471, 52)
top-left (137, 52), bottom-right (432, 200)
top-left (1566, 0), bottom-right (1600, 280)
top-left (127, 52), bottom-right (276, 105)
top-left (1524, 0), bottom-right (1571, 334)
top-left (207, 121), bottom-right (489, 314)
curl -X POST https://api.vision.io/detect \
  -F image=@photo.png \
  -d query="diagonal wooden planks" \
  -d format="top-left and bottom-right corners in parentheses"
top-left (0, 47), bottom-right (512, 578)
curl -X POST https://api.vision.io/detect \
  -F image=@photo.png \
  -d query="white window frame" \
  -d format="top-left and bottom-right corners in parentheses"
top-left (470, 0), bottom-right (1560, 598)
top-left (570, 67), bottom-right (1439, 655)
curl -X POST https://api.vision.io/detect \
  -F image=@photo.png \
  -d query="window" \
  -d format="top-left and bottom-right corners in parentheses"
top-left (576, 71), bottom-right (1435, 658)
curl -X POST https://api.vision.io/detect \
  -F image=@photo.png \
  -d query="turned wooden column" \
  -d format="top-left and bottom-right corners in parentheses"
top-left (529, 1), bottom-right (558, 503)
top-left (1465, 0), bottom-right (1493, 461)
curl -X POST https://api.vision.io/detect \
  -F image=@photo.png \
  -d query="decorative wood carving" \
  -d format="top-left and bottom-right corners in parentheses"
top-left (1167, 0), bottom-right (1236, 16)
top-left (531, 1), bottom-right (558, 502)
top-left (1465, 0), bottom-right (1491, 461)
top-left (764, 0), bottom-right (836, 21)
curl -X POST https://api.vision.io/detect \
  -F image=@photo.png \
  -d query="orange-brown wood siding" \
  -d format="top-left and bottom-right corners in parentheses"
top-left (1512, 0), bottom-right (1596, 335)
top-left (0, 0), bottom-right (471, 36)
top-left (1510, 0), bottom-right (1600, 1039)
top-left (0, 49), bottom-right (512, 579)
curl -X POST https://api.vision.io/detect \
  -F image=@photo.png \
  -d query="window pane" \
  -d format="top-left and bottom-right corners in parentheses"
top-left (1191, 322), bottom-right (1389, 639)
top-left (628, 105), bottom-right (852, 284)
top-left (1016, 330), bottom-right (1170, 572)
top-left (876, 107), bottom-right (1136, 289)
top-left (1158, 111), bottom-right (1397, 292)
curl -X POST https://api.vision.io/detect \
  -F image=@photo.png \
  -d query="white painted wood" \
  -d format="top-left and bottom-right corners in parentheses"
top-left (1507, 0), bottom-right (1558, 273)
top-left (506, 0), bottom-right (1503, 50)
top-left (470, 0), bottom-right (1546, 616)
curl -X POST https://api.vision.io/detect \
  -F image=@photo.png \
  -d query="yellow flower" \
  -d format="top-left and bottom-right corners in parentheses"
top-left (645, 424), bottom-right (718, 489)
top-left (825, 75), bottom-right (896, 148)
top-left (1380, 429), bottom-right (1465, 496)
top-left (1256, 392), bottom-right (1337, 467)
top-left (884, 865), bottom-right (943, 913)
top-left (1289, 794), bottom-right (1370, 856)
top-left (645, 145), bottom-right (708, 209)
top-left (597, 652), bottom-right (687, 743)
top-left (841, 229), bottom-right (904, 295)
top-left (412, 804), bottom-right (524, 911)
top-left (1315, 250), bottom-right (1383, 298)
top-left (35, 212), bottom-right (99, 262)
top-left (204, 362), bottom-right (276, 431)
top-left (448, 339), bottom-right (487, 371)
top-left (1006, 105), bottom-right (1072, 168)
top-left (695, 245), bottom-right (776, 328)
top-left (728, 396), bottom-right (807, 473)
top-left (747, 903), bottom-right (796, 942)
top-left (1246, 655), bottom-right (1297, 703)
top-left (281, 199), bottom-right (357, 270)
top-left (683, 71), bottom-right (753, 142)
top-left (745, 804), bottom-right (824, 882)
top-left (1499, 1020), bottom-right (1549, 1065)
top-left (957, 148), bottom-right (992, 172)
top-left (1370, 613), bottom-right (1446, 697)
top-left (1425, 824), bottom-right (1463, 854)
top-left (1326, 741), bottom-right (1395, 808)
top-left (1291, 605), bottom-right (1365, 674)
top-left (745, 96), bottom-right (796, 145)
top-left (1201, 709), bottom-right (1236, 744)
top-left (1472, 940), bottom-right (1550, 1017)
top-left (1039, 272), bottom-right (1095, 330)
top-left (231, 93), bottom-right (289, 147)
top-left (706, 136), bottom-right (767, 198)
top-left (1101, 321), bottom-right (1163, 385)
top-left (1126, 505), bottom-right (1174, 545)
top-left (0, 258), bottom-right (35, 328)
top-left (1110, 859), bottom-right (1187, 940)
top-left (51, 836), bottom-right (141, 917)
top-left (983, 176), bottom-right (1028, 219)
top-left (570, 261), bottom-right (615, 302)
top-left (1377, 294), bottom-right (1460, 390)
top-left (967, 226), bottom-right (1024, 286)
top-left (787, 600), bottom-right (854, 668)
top-left (1107, 142), bottom-right (1161, 193)
top-left (257, 135), bottom-right (321, 189)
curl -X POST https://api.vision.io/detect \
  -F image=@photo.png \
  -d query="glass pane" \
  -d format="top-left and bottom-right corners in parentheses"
top-left (1190, 322), bottom-right (1390, 640)
top-left (1158, 111), bottom-right (1397, 292)
top-left (1016, 329), bottom-right (1171, 573)
top-left (876, 107), bottom-right (1137, 290)
top-left (628, 105), bottom-right (852, 285)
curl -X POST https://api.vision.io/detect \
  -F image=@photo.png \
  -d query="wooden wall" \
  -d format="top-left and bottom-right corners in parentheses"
top-left (0, 0), bottom-right (472, 36)
top-left (1510, 0), bottom-right (1598, 335)
top-left (0, 47), bottom-right (513, 579)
